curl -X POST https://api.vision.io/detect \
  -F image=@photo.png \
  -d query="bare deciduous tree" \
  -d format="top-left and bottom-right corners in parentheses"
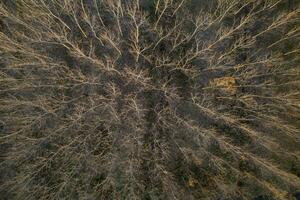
top-left (0, 0), bottom-right (300, 199)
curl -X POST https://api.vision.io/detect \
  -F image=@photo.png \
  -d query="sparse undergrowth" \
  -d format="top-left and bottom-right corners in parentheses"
top-left (0, 0), bottom-right (300, 199)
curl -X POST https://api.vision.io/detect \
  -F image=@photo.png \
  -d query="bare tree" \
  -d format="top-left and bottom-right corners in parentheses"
top-left (0, 0), bottom-right (300, 199)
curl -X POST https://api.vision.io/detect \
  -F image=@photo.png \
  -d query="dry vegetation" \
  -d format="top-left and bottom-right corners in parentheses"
top-left (0, 0), bottom-right (300, 199)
